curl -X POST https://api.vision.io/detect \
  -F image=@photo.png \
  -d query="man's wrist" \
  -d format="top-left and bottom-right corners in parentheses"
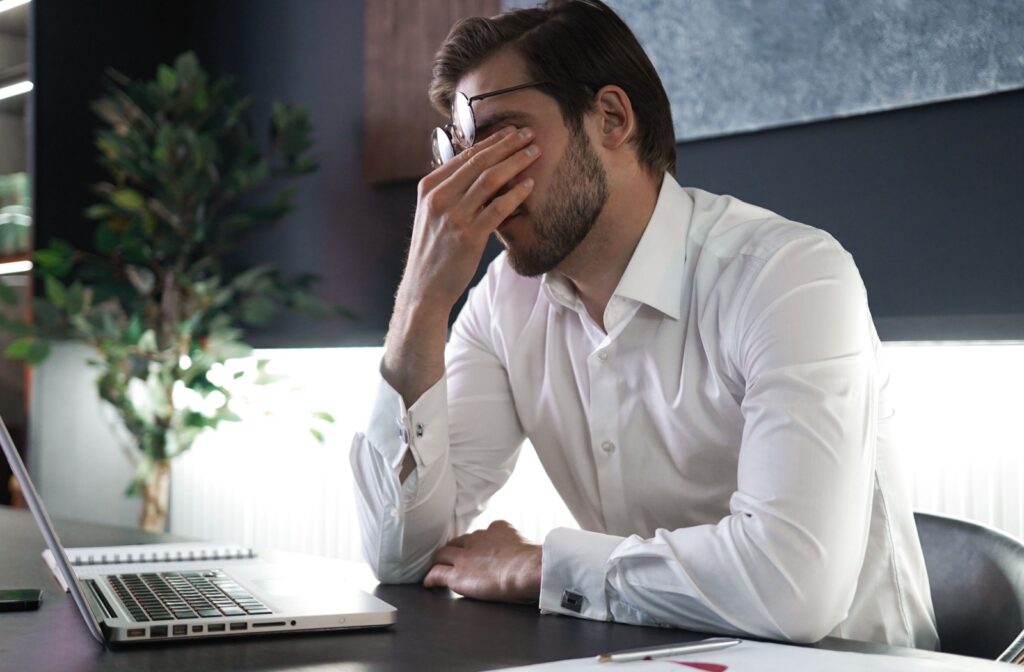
top-left (382, 296), bottom-right (450, 405)
top-left (513, 544), bottom-right (543, 603)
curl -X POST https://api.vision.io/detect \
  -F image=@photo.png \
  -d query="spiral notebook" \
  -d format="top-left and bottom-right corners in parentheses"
top-left (42, 542), bottom-right (257, 590)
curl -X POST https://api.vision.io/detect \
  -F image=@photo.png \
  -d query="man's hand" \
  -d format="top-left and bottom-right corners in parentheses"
top-left (382, 126), bottom-right (541, 409)
top-left (423, 520), bottom-right (542, 603)
top-left (401, 126), bottom-right (540, 313)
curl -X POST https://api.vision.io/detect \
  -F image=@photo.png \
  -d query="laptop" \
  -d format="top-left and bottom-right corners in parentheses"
top-left (0, 413), bottom-right (396, 645)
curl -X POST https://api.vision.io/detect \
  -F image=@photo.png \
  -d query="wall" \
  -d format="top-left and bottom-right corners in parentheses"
top-left (31, 1), bottom-right (1024, 346)
top-left (676, 88), bottom-right (1024, 340)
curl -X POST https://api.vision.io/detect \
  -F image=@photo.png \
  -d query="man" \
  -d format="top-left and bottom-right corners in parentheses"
top-left (351, 0), bottom-right (939, 649)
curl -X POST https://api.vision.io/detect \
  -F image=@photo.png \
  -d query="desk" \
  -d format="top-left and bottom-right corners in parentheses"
top-left (0, 506), bottom-right (1001, 672)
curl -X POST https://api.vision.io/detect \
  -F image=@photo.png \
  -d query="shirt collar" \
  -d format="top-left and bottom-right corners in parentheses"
top-left (541, 173), bottom-right (692, 320)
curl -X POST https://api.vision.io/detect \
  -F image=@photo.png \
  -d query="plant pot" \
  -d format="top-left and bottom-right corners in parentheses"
top-left (139, 459), bottom-right (171, 533)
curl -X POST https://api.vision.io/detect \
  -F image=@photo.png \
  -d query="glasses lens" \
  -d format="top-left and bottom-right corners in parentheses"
top-left (431, 127), bottom-right (456, 167)
top-left (452, 93), bottom-right (475, 148)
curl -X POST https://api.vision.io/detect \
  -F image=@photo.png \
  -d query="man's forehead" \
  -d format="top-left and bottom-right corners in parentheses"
top-left (455, 48), bottom-right (530, 99)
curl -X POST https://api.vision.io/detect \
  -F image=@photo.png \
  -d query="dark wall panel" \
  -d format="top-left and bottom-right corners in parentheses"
top-left (675, 88), bottom-right (1024, 340)
top-left (33, 1), bottom-right (192, 256)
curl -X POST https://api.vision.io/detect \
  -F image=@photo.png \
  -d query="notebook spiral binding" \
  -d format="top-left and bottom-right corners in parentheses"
top-left (70, 547), bottom-right (257, 566)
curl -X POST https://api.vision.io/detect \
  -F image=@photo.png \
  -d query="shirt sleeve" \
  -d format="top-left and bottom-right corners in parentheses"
top-left (350, 262), bottom-right (526, 584)
top-left (539, 234), bottom-right (879, 644)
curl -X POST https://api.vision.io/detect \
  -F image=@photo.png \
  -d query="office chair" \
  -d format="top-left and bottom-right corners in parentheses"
top-left (914, 511), bottom-right (1024, 661)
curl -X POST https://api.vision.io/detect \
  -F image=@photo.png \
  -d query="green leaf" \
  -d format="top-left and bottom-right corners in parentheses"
top-left (123, 313), bottom-right (143, 345)
top-left (94, 223), bottom-right (119, 254)
top-left (217, 408), bottom-right (242, 423)
top-left (312, 411), bottom-right (335, 424)
top-left (64, 283), bottom-right (86, 315)
top-left (33, 241), bottom-right (75, 277)
top-left (44, 276), bottom-right (67, 308)
top-left (110, 189), bottom-right (146, 211)
top-left (310, 428), bottom-right (325, 444)
top-left (241, 295), bottom-right (276, 326)
top-left (137, 329), bottom-right (158, 352)
top-left (5, 338), bottom-right (49, 365)
top-left (85, 204), bottom-right (113, 220)
top-left (231, 264), bottom-right (275, 292)
top-left (157, 64), bottom-right (177, 93)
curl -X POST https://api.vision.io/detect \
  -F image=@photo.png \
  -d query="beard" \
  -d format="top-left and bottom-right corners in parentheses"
top-left (500, 125), bottom-right (609, 277)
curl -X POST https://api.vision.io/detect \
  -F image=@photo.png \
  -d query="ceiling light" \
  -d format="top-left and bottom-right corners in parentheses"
top-left (0, 260), bottom-right (32, 275)
top-left (0, 80), bottom-right (32, 101)
top-left (0, 0), bottom-right (30, 16)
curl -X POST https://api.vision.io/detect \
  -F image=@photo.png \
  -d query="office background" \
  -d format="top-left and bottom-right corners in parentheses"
top-left (1, 1), bottom-right (1022, 560)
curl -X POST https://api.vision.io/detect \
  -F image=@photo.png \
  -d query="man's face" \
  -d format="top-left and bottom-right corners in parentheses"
top-left (455, 49), bottom-right (609, 277)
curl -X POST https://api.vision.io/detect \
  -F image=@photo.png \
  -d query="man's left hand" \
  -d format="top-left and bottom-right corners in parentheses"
top-left (423, 520), bottom-right (541, 603)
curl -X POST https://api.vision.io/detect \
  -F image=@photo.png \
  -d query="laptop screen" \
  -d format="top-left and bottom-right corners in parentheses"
top-left (0, 413), bottom-right (106, 645)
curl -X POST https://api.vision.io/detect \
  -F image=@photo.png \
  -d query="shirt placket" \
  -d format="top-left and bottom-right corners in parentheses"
top-left (584, 298), bottom-right (636, 535)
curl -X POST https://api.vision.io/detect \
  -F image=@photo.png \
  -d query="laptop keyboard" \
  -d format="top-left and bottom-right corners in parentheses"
top-left (107, 570), bottom-right (273, 622)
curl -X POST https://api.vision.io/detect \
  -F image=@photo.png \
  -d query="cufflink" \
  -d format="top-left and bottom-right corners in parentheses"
top-left (415, 422), bottom-right (424, 438)
top-left (397, 419), bottom-right (410, 443)
top-left (560, 590), bottom-right (584, 613)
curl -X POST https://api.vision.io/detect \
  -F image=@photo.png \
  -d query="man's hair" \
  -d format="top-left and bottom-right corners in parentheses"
top-left (429, 0), bottom-right (677, 176)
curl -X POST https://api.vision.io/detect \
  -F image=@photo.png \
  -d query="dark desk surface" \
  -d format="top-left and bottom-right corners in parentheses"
top-left (0, 506), bottom-right (1001, 672)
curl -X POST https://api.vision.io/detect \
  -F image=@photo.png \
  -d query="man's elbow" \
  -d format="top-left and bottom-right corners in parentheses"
top-left (768, 582), bottom-right (853, 644)
top-left (366, 551), bottom-right (432, 586)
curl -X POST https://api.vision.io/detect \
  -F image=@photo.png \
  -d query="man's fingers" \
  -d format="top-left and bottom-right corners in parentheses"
top-left (439, 127), bottom-right (536, 198)
top-left (423, 563), bottom-right (454, 589)
top-left (476, 178), bottom-right (535, 232)
top-left (456, 143), bottom-right (541, 220)
top-left (422, 126), bottom-right (516, 190)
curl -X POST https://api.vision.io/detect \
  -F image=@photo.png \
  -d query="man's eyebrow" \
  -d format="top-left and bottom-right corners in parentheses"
top-left (475, 110), bottom-right (532, 137)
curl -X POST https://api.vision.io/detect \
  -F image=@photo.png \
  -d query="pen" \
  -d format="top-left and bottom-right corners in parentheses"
top-left (596, 637), bottom-right (742, 663)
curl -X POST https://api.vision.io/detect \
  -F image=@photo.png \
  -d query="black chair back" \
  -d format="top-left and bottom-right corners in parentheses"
top-left (914, 512), bottom-right (1024, 659)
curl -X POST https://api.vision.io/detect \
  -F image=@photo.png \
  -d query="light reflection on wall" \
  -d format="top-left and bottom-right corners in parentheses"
top-left (170, 342), bottom-right (1024, 561)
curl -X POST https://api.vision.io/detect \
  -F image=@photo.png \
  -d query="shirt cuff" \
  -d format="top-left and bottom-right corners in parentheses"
top-left (365, 370), bottom-right (450, 472)
top-left (540, 527), bottom-right (625, 621)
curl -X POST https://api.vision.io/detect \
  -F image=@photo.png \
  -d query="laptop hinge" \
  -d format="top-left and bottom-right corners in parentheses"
top-left (84, 579), bottom-right (117, 620)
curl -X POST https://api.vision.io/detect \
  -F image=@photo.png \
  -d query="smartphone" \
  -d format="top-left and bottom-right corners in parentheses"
top-left (0, 588), bottom-right (43, 612)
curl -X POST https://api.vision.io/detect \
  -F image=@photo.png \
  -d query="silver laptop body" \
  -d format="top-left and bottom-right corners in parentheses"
top-left (0, 413), bottom-right (395, 645)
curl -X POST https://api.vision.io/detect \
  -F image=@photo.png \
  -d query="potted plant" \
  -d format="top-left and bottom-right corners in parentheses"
top-left (0, 52), bottom-right (344, 532)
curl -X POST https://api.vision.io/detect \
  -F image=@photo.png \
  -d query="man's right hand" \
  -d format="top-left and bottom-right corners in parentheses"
top-left (382, 125), bottom-right (542, 420)
top-left (402, 125), bottom-right (540, 314)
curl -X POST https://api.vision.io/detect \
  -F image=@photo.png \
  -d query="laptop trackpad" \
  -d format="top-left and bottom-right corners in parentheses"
top-left (251, 577), bottom-right (392, 617)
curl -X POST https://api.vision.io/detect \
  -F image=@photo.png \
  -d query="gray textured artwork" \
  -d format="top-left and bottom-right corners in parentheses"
top-left (500, 0), bottom-right (1024, 141)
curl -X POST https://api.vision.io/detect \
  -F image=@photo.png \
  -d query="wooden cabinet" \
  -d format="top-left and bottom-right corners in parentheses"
top-left (363, 0), bottom-right (500, 184)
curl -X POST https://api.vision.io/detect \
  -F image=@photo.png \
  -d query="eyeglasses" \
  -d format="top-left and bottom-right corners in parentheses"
top-left (431, 81), bottom-right (549, 168)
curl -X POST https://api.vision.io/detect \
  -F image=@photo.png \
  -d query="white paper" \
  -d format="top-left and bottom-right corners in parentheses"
top-left (488, 639), bottom-right (1010, 672)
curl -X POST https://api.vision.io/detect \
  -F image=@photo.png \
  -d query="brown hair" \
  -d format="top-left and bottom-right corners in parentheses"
top-left (429, 0), bottom-right (677, 176)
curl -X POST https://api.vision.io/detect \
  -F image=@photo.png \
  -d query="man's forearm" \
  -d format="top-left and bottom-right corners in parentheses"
top-left (382, 287), bottom-right (450, 410)
top-left (382, 290), bottom-right (451, 482)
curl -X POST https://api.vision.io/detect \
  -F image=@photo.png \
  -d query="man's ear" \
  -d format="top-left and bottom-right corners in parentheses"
top-left (593, 85), bottom-right (635, 151)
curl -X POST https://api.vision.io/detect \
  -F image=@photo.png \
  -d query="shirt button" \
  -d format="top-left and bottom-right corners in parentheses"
top-left (601, 441), bottom-right (615, 453)
top-left (597, 351), bottom-right (609, 362)
top-left (389, 508), bottom-right (399, 519)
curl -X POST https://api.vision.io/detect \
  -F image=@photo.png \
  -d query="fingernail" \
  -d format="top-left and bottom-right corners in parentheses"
top-left (522, 178), bottom-right (535, 188)
top-left (499, 127), bottom-right (515, 137)
top-left (518, 127), bottom-right (534, 140)
top-left (524, 144), bottom-right (540, 157)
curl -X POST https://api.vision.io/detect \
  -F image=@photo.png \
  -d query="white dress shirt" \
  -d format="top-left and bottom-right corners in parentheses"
top-left (350, 174), bottom-right (939, 649)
